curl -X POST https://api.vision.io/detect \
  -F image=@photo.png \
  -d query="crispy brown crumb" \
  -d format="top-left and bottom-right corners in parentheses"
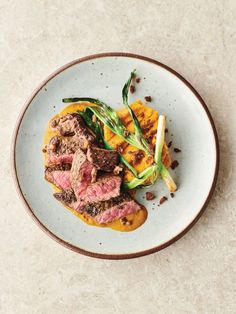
top-left (123, 130), bottom-right (130, 137)
top-left (136, 77), bottom-right (141, 83)
top-left (42, 148), bottom-right (47, 153)
top-left (130, 85), bottom-right (135, 93)
top-left (165, 128), bottom-right (168, 133)
top-left (145, 96), bottom-right (152, 102)
top-left (121, 217), bottom-right (131, 225)
top-left (146, 192), bottom-right (155, 201)
top-left (159, 196), bottom-right (168, 205)
top-left (170, 193), bottom-right (174, 198)
top-left (167, 141), bottom-right (172, 148)
top-left (174, 148), bottom-right (182, 153)
top-left (171, 160), bottom-right (179, 170)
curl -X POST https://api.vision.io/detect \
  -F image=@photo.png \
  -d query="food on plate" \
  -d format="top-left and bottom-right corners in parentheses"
top-left (43, 70), bottom-right (177, 231)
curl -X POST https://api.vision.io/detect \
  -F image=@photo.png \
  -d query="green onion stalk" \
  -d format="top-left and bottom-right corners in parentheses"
top-left (122, 70), bottom-right (152, 155)
top-left (125, 115), bottom-right (177, 192)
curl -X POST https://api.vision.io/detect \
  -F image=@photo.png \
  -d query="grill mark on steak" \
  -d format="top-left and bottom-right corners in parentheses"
top-left (87, 145), bottom-right (119, 172)
top-left (51, 113), bottom-right (96, 150)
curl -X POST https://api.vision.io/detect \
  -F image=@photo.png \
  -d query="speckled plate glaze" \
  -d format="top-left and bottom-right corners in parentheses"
top-left (12, 53), bottom-right (219, 259)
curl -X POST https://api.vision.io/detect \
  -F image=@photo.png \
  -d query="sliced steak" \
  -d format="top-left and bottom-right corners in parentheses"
top-left (45, 164), bottom-right (71, 190)
top-left (47, 135), bottom-right (81, 165)
top-left (53, 190), bottom-right (141, 224)
top-left (79, 192), bottom-right (141, 224)
top-left (78, 174), bottom-right (121, 203)
top-left (87, 145), bottom-right (119, 172)
top-left (70, 149), bottom-right (97, 199)
top-left (51, 113), bottom-right (96, 149)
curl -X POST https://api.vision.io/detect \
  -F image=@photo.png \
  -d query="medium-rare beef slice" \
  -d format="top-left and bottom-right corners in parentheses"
top-left (53, 190), bottom-right (141, 224)
top-left (51, 113), bottom-right (96, 149)
top-left (47, 136), bottom-right (81, 164)
top-left (79, 192), bottom-right (141, 224)
top-left (45, 164), bottom-right (71, 189)
top-left (77, 174), bottom-right (121, 203)
top-left (87, 145), bottom-right (119, 172)
top-left (70, 149), bottom-right (97, 199)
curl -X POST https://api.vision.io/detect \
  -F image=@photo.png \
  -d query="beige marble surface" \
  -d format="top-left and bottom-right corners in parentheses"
top-left (0, 0), bottom-right (236, 313)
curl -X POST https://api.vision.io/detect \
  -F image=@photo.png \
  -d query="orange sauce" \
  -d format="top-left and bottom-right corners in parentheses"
top-left (43, 103), bottom-right (147, 232)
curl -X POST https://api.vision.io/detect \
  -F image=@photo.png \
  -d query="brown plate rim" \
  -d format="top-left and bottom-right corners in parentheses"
top-left (11, 52), bottom-right (220, 260)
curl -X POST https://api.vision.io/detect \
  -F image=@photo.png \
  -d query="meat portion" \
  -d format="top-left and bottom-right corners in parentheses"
top-left (54, 191), bottom-right (141, 224)
top-left (47, 136), bottom-right (81, 165)
top-left (70, 149), bottom-right (97, 199)
top-left (78, 174), bottom-right (121, 203)
top-left (87, 145), bottom-right (119, 172)
top-left (45, 164), bottom-right (71, 190)
top-left (51, 113), bottom-right (96, 149)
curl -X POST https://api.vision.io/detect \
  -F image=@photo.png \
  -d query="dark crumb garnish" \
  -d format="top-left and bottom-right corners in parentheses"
top-left (130, 85), bottom-right (135, 93)
top-left (174, 148), bottom-right (182, 153)
top-left (136, 77), bottom-right (141, 83)
top-left (159, 196), bottom-right (168, 205)
top-left (170, 193), bottom-right (174, 198)
top-left (167, 141), bottom-right (172, 148)
top-left (171, 160), bottom-right (179, 170)
top-left (121, 217), bottom-right (131, 225)
top-left (42, 148), bottom-right (47, 153)
top-left (165, 128), bottom-right (168, 133)
top-left (145, 96), bottom-right (152, 102)
top-left (123, 130), bottom-right (130, 137)
top-left (146, 192), bottom-right (155, 200)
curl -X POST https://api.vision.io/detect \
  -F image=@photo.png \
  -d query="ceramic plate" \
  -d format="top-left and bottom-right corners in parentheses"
top-left (12, 53), bottom-right (219, 259)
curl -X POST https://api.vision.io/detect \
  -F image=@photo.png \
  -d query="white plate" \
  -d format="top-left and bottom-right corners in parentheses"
top-left (12, 53), bottom-right (219, 259)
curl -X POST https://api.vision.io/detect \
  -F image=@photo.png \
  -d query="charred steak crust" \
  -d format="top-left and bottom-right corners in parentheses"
top-left (87, 145), bottom-right (119, 172)
top-left (51, 113), bottom-right (96, 149)
top-left (45, 164), bottom-right (71, 173)
top-left (48, 136), bottom-right (81, 156)
top-left (54, 189), bottom-right (77, 205)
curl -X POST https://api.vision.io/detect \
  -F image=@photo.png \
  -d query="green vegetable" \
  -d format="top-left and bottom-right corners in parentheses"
top-left (122, 70), bottom-right (152, 155)
top-left (124, 115), bottom-right (177, 192)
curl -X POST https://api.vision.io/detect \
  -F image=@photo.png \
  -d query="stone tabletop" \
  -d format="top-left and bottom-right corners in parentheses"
top-left (0, 1), bottom-right (235, 313)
